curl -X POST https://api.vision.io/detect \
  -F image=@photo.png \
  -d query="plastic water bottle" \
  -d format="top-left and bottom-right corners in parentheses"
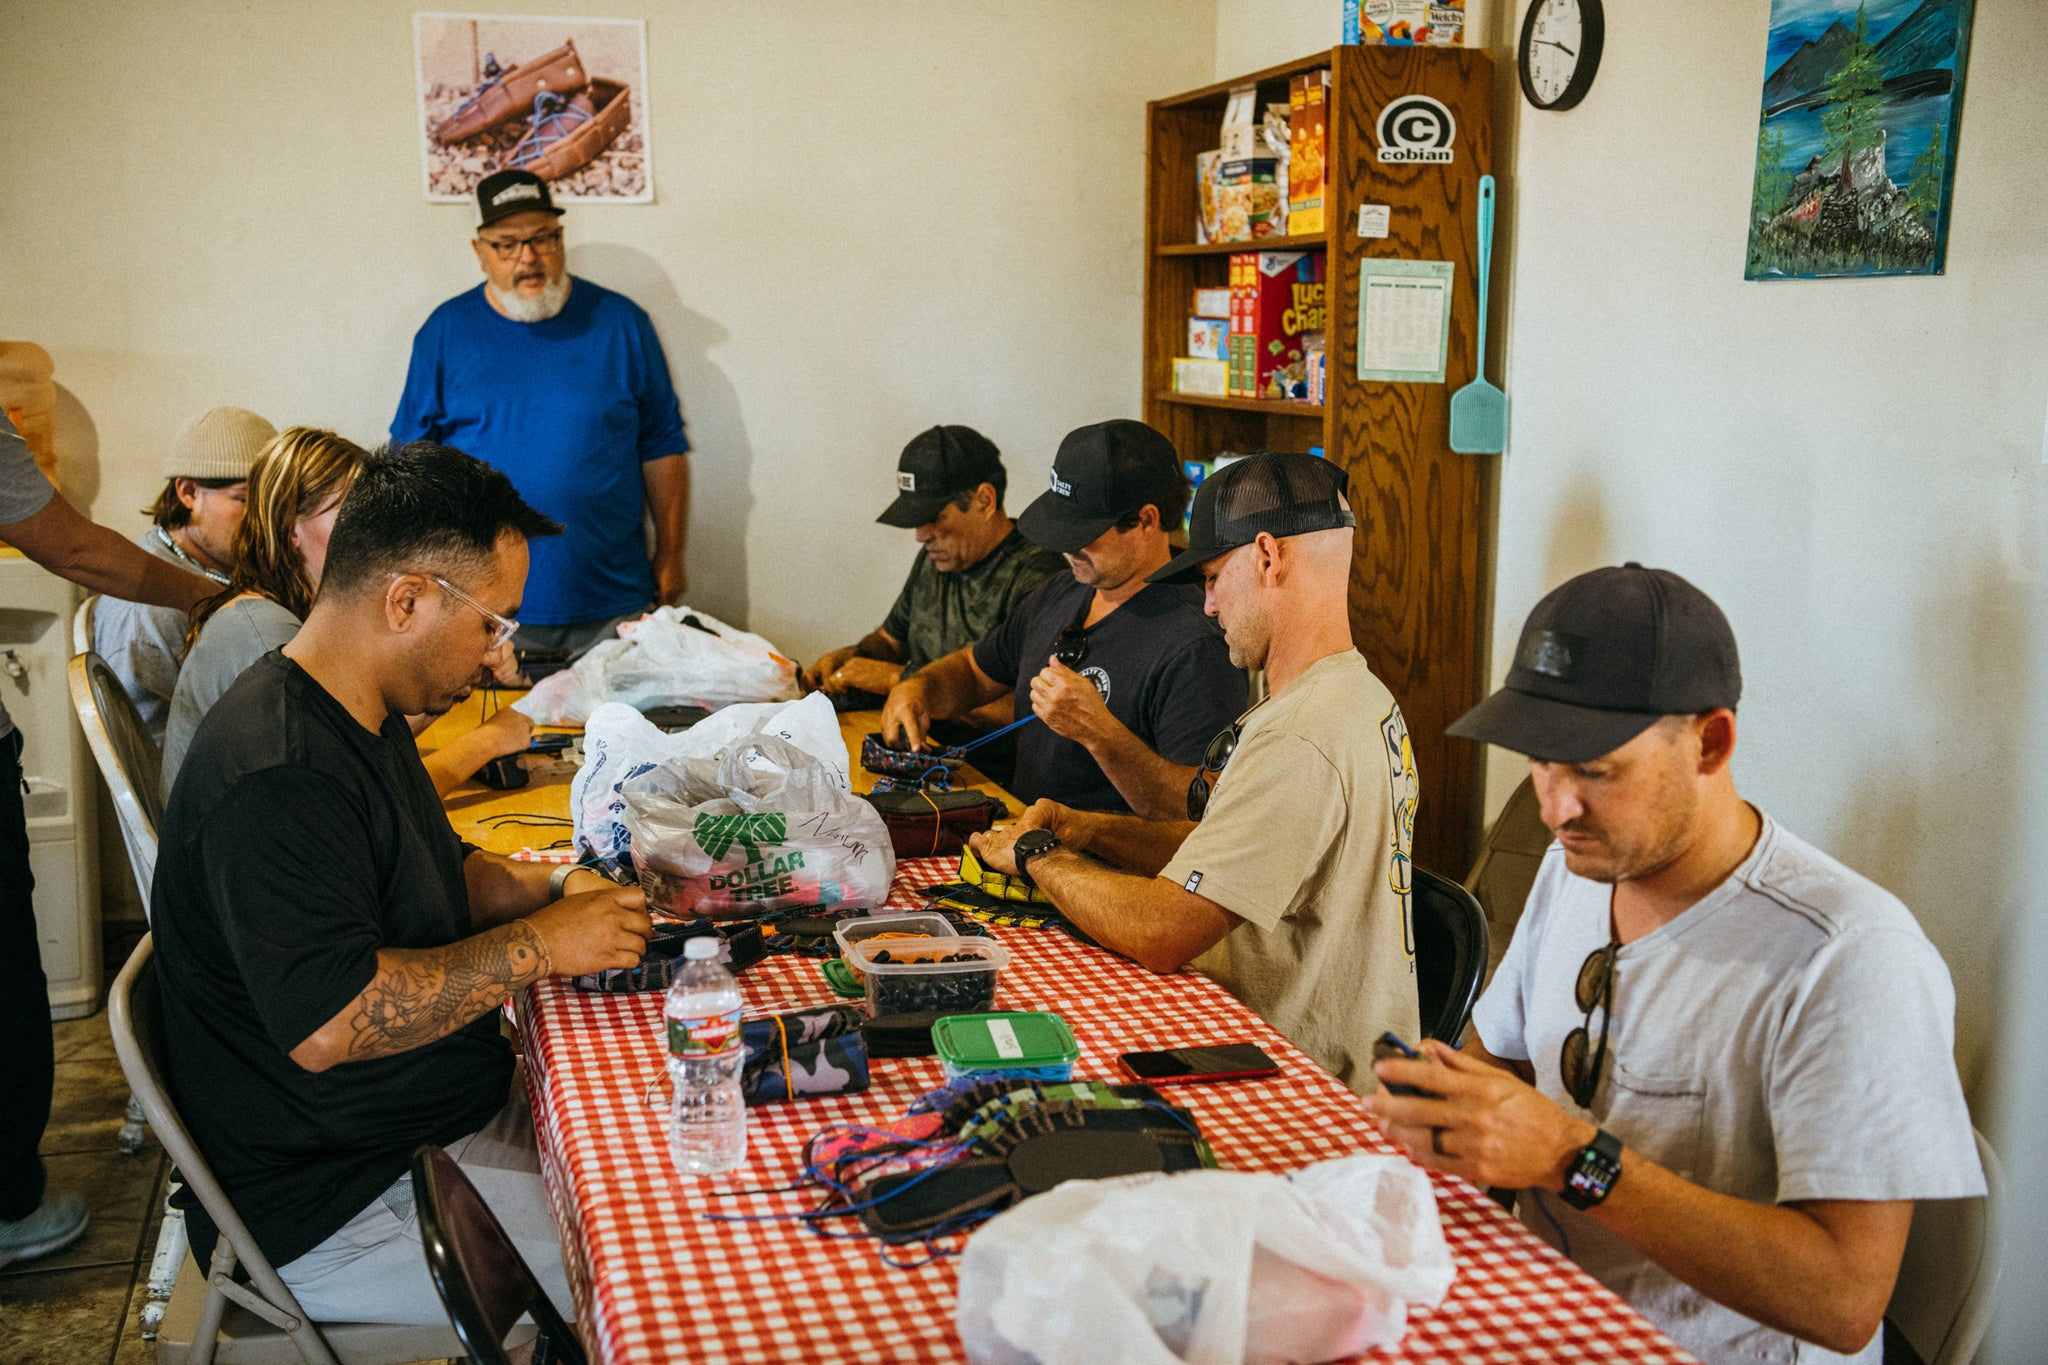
top-left (664, 937), bottom-right (747, 1175)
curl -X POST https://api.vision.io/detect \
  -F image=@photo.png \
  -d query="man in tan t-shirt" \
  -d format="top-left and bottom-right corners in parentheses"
top-left (970, 452), bottom-right (1418, 1090)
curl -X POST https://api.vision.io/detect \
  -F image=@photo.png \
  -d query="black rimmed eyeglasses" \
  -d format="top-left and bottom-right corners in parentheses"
top-left (1560, 942), bottom-right (1619, 1108)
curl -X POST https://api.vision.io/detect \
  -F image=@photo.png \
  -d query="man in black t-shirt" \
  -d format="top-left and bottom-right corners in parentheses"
top-left (153, 442), bottom-right (653, 1325)
top-left (881, 420), bottom-right (1246, 815)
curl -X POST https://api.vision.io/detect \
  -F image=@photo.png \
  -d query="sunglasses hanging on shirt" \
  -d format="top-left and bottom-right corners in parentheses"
top-left (1184, 721), bottom-right (1242, 821)
top-left (1560, 942), bottom-right (1619, 1108)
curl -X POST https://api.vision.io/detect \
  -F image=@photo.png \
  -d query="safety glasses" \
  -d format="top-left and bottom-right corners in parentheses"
top-left (1560, 942), bottom-right (1619, 1108)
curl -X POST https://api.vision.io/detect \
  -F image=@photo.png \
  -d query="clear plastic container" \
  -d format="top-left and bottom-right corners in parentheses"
top-left (933, 1011), bottom-right (1079, 1084)
top-left (831, 912), bottom-right (958, 965)
top-left (848, 938), bottom-right (1010, 1017)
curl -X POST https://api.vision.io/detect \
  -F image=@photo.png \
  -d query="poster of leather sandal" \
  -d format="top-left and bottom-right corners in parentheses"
top-left (413, 12), bottom-right (653, 204)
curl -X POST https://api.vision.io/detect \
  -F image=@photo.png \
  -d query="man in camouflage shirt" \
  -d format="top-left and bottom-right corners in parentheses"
top-left (805, 426), bottom-right (1063, 730)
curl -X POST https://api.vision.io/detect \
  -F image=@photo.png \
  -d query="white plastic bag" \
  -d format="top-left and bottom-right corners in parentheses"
top-left (515, 605), bottom-right (798, 725)
top-left (570, 693), bottom-right (850, 875)
top-left (620, 734), bottom-right (894, 917)
top-left (956, 1155), bottom-right (1455, 1365)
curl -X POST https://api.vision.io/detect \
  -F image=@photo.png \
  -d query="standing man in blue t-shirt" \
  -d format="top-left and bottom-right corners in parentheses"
top-left (392, 169), bottom-right (691, 658)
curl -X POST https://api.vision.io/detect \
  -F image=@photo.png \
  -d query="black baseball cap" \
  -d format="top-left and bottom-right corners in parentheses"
top-left (1149, 452), bottom-right (1355, 584)
top-left (1017, 420), bottom-right (1187, 555)
top-left (475, 169), bottom-right (564, 229)
top-left (1448, 564), bottom-right (1742, 764)
top-left (876, 426), bottom-right (1004, 528)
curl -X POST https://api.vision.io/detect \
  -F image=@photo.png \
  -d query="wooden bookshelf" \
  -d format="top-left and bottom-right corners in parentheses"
top-left (1143, 45), bottom-right (1496, 876)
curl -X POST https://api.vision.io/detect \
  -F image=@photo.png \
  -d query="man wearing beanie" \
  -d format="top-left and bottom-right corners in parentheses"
top-left (1365, 564), bottom-right (1983, 1364)
top-left (804, 425), bottom-right (1063, 716)
top-left (94, 406), bottom-right (273, 742)
top-left (391, 170), bottom-right (690, 661)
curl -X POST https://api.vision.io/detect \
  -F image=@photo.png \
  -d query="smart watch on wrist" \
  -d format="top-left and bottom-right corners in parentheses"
top-left (1012, 829), bottom-right (1060, 883)
top-left (1559, 1128), bottom-right (1623, 1209)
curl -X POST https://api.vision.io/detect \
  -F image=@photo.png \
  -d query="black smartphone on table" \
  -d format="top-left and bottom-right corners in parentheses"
top-left (1371, 1031), bottom-right (1443, 1098)
top-left (1116, 1043), bottom-right (1279, 1085)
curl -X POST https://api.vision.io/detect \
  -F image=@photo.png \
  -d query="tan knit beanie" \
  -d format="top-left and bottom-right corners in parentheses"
top-left (164, 406), bottom-right (276, 480)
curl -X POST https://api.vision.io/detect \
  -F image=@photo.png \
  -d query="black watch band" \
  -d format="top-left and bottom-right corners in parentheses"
top-left (1013, 830), bottom-right (1059, 882)
top-left (1558, 1128), bottom-right (1623, 1209)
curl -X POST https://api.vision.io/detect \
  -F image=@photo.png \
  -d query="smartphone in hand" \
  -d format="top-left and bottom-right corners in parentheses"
top-left (1371, 1031), bottom-right (1444, 1099)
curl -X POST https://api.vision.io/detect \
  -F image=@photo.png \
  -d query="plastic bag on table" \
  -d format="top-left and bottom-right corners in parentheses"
top-left (514, 604), bottom-right (798, 726)
top-left (621, 734), bottom-right (895, 918)
top-left (571, 693), bottom-right (850, 876)
top-left (955, 1154), bottom-right (1454, 1365)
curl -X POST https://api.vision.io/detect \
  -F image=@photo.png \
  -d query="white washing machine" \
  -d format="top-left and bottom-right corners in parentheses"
top-left (0, 549), bottom-right (101, 1019)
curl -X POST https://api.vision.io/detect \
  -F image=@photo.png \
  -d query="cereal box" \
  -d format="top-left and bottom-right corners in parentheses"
top-left (1358, 0), bottom-right (1466, 45)
top-left (1195, 150), bottom-right (1224, 244)
top-left (1193, 287), bottom-right (1231, 319)
top-left (1226, 252), bottom-right (1326, 399)
top-left (1172, 357), bottom-right (1228, 397)
top-left (1286, 71), bottom-right (1329, 237)
top-left (1188, 317), bottom-right (1230, 362)
top-left (1218, 155), bottom-right (1280, 242)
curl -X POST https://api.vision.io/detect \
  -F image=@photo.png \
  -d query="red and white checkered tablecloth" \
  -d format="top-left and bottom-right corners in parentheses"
top-left (517, 857), bottom-right (1697, 1364)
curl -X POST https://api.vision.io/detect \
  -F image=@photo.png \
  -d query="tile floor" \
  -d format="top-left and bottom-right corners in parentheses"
top-left (0, 921), bottom-right (170, 1365)
top-left (0, 924), bottom-right (455, 1365)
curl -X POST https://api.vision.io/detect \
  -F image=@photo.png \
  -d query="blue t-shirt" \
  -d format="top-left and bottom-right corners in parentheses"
top-left (391, 279), bottom-right (689, 625)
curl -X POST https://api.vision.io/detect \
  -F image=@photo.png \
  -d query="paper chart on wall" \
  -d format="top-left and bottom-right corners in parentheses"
top-left (1357, 260), bottom-right (1454, 384)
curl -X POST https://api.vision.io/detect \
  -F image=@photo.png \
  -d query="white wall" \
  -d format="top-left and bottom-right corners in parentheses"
top-left (0, 0), bottom-right (1219, 664)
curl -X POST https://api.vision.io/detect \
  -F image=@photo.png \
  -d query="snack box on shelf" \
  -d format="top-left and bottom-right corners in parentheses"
top-left (1228, 252), bottom-right (1326, 399)
top-left (1172, 357), bottom-right (1229, 397)
top-left (1286, 71), bottom-right (1330, 237)
top-left (1192, 287), bottom-right (1231, 320)
top-left (1187, 317), bottom-right (1229, 362)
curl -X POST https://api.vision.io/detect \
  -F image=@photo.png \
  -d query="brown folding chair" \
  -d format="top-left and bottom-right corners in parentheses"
top-left (411, 1144), bottom-right (585, 1365)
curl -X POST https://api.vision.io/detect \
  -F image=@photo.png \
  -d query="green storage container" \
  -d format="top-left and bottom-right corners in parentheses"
top-left (932, 1011), bottom-right (1079, 1082)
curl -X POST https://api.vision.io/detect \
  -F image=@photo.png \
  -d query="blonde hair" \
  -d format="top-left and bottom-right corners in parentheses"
top-left (188, 427), bottom-right (368, 644)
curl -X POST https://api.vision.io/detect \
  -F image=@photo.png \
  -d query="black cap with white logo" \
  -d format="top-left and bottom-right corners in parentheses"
top-left (475, 169), bottom-right (564, 229)
top-left (1149, 451), bottom-right (1355, 584)
top-left (1448, 563), bottom-right (1742, 764)
top-left (876, 426), bottom-right (1004, 528)
top-left (1017, 420), bottom-right (1187, 555)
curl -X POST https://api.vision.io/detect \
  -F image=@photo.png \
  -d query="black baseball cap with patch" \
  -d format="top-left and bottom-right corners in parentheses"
top-left (1149, 451), bottom-right (1355, 584)
top-left (876, 426), bottom-right (1004, 528)
top-left (475, 169), bottom-right (564, 229)
top-left (1448, 564), bottom-right (1742, 764)
top-left (1017, 419), bottom-right (1187, 555)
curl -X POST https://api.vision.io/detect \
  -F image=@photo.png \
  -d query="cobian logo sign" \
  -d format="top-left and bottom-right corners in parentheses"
top-left (1376, 96), bottom-right (1456, 164)
top-left (694, 812), bottom-right (786, 862)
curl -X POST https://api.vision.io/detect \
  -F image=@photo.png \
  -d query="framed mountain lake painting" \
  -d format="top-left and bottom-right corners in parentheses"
top-left (1745, 0), bottom-right (1974, 280)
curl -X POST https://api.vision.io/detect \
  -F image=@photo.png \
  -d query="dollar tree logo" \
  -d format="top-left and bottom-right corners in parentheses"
top-left (694, 812), bottom-right (787, 862)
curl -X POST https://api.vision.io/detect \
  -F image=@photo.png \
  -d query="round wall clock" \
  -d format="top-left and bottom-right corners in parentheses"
top-left (1518, 0), bottom-right (1605, 112)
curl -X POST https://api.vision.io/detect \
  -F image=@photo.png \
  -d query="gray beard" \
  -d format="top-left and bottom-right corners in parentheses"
top-left (490, 273), bottom-right (571, 322)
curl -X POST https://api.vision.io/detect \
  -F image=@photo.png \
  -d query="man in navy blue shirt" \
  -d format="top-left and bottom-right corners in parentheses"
top-left (392, 170), bottom-right (690, 658)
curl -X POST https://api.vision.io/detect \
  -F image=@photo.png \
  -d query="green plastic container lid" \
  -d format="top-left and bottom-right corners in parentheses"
top-left (932, 1011), bottom-right (1079, 1070)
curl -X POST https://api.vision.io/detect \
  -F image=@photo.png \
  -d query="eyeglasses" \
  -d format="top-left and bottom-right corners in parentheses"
top-left (1560, 942), bottom-right (1619, 1108)
top-left (1184, 722), bottom-right (1242, 821)
top-left (390, 572), bottom-right (520, 649)
top-left (477, 227), bottom-right (564, 260)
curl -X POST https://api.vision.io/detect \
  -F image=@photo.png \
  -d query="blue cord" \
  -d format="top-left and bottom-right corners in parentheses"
top-left (1526, 1186), bottom-right (1572, 1258)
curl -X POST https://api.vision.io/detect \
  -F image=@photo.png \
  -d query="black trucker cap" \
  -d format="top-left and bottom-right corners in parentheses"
top-left (876, 426), bottom-right (1004, 528)
top-left (1017, 420), bottom-right (1186, 555)
top-left (1149, 451), bottom-right (1356, 584)
top-left (1448, 563), bottom-right (1742, 764)
top-left (475, 169), bottom-right (564, 229)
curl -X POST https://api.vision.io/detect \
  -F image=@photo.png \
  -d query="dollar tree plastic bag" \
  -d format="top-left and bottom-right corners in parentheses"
top-left (620, 734), bottom-right (895, 918)
top-left (956, 1154), bottom-right (1454, 1365)
top-left (515, 605), bottom-right (799, 726)
top-left (571, 693), bottom-right (850, 877)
